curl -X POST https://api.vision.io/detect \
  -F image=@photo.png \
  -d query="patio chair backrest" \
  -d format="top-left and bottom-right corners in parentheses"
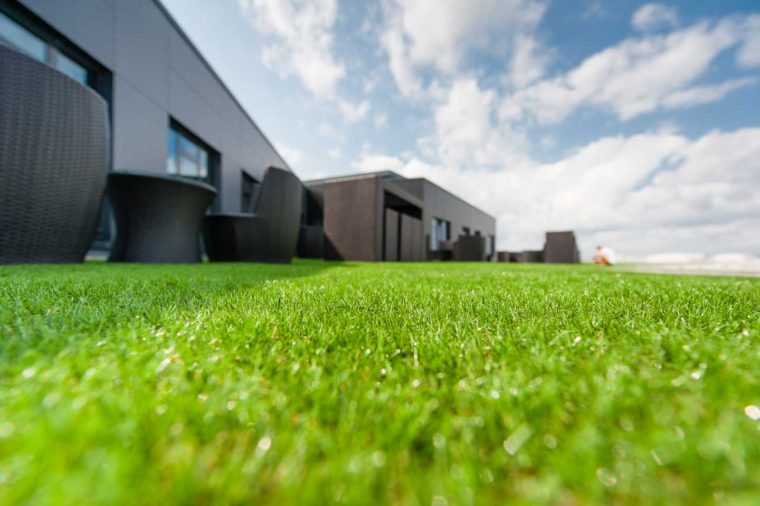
top-left (253, 166), bottom-right (303, 260)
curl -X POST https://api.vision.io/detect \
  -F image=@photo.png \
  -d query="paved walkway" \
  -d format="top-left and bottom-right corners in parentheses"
top-left (618, 262), bottom-right (760, 278)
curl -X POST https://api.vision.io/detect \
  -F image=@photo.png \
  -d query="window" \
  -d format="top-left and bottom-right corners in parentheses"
top-left (431, 218), bottom-right (450, 250)
top-left (462, 226), bottom-right (471, 236)
top-left (57, 51), bottom-right (88, 84)
top-left (488, 235), bottom-right (495, 256)
top-left (0, 9), bottom-right (88, 85)
top-left (0, 5), bottom-right (109, 95)
top-left (241, 171), bottom-right (260, 213)
top-left (167, 120), bottom-right (216, 185)
top-left (0, 11), bottom-right (45, 61)
top-left (475, 230), bottom-right (481, 236)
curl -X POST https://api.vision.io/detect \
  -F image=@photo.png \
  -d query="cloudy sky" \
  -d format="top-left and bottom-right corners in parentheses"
top-left (161, 0), bottom-right (760, 257)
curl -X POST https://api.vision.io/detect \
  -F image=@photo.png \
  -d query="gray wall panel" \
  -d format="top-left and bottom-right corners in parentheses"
top-left (168, 70), bottom-right (223, 151)
top-left (218, 97), bottom-right (242, 165)
top-left (20, 0), bottom-right (115, 68)
top-left (112, 77), bottom-right (167, 172)
top-left (168, 28), bottom-right (228, 119)
top-left (219, 158), bottom-right (241, 213)
top-left (114, 0), bottom-right (168, 108)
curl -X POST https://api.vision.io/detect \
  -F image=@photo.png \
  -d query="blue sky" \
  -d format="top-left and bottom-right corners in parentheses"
top-left (161, 0), bottom-right (759, 257)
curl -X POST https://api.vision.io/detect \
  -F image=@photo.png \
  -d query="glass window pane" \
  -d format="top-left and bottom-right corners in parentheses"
top-left (57, 51), bottom-right (88, 84)
top-left (0, 12), bottom-right (46, 62)
top-left (178, 133), bottom-right (198, 159)
top-left (167, 129), bottom-right (177, 175)
top-left (168, 125), bottom-right (211, 182)
top-left (178, 155), bottom-right (199, 177)
top-left (199, 150), bottom-right (208, 178)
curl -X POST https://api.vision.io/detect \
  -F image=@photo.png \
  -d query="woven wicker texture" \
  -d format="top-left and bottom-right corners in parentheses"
top-left (107, 171), bottom-right (217, 263)
top-left (204, 166), bottom-right (302, 263)
top-left (0, 45), bottom-right (109, 264)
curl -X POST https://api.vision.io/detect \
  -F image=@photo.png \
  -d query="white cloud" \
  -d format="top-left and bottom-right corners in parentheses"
top-left (327, 147), bottom-right (342, 159)
top-left (274, 143), bottom-right (304, 168)
top-left (338, 99), bottom-right (371, 123)
top-left (501, 17), bottom-right (751, 123)
top-left (374, 112), bottom-right (388, 128)
top-left (239, 0), bottom-right (345, 99)
top-left (380, 0), bottom-right (546, 96)
top-left (353, 153), bottom-right (406, 173)
top-left (429, 78), bottom-right (529, 170)
top-left (354, 128), bottom-right (760, 256)
top-left (631, 3), bottom-right (679, 32)
top-left (582, 0), bottom-right (606, 20)
top-left (736, 15), bottom-right (760, 68)
top-left (508, 34), bottom-right (550, 89)
top-left (661, 78), bottom-right (756, 109)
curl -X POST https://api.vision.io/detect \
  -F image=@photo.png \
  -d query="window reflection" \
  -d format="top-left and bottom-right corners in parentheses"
top-left (431, 217), bottom-right (450, 250)
top-left (0, 11), bottom-right (46, 61)
top-left (0, 11), bottom-right (90, 86)
top-left (167, 123), bottom-right (213, 183)
top-left (57, 51), bottom-right (88, 84)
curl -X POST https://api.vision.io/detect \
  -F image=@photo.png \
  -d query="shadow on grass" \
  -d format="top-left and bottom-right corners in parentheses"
top-left (0, 259), bottom-right (353, 358)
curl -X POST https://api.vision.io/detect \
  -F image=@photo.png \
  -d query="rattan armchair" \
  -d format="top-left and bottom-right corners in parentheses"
top-left (0, 45), bottom-right (109, 264)
top-left (203, 166), bottom-right (302, 263)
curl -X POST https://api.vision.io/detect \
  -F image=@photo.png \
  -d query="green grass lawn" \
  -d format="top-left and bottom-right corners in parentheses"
top-left (0, 261), bottom-right (758, 505)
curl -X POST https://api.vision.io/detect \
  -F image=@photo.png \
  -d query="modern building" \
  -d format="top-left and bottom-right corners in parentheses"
top-left (0, 0), bottom-right (294, 250)
top-left (299, 172), bottom-right (496, 262)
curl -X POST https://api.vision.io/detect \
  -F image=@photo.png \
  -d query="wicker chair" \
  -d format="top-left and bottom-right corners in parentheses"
top-left (203, 166), bottom-right (302, 263)
top-left (0, 45), bottom-right (109, 264)
top-left (107, 171), bottom-right (217, 263)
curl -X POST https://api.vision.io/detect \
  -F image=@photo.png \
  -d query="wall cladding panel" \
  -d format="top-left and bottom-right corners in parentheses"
top-left (112, 76), bottom-right (167, 172)
top-left (114, 0), bottom-right (168, 108)
top-left (20, 0), bottom-right (115, 68)
top-left (168, 70), bottom-right (223, 150)
top-left (168, 30), bottom-right (224, 112)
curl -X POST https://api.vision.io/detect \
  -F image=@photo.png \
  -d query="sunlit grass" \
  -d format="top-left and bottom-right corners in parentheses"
top-left (0, 261), bottom-right (758, 504)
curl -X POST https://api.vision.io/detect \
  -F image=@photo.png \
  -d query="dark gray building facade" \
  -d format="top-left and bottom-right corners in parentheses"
top-left (300, 172), bottom-right (496, 262)
top-left (1, 0), bottom-right (293, 249)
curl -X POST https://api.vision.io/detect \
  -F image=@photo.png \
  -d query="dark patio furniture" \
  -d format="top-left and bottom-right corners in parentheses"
top-left (0, 45), bottom-right (109, 264)
top-left (454, 235), bottom-right (487, 261)
top-left (544, 231), bottom-right (580, 263)
top-left (107, 171), bottom-right (217, 263)
top-left (203, 166), bottom-right (302, 263)
top-left (428, 239), bottom-right (453, 261)
top-left (513, 250), bottom-right (544, 262)
top-left (297, 225), bottom-right (324, 259)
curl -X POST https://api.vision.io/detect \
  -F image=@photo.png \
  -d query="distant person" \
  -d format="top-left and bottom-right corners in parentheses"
top-left (593, 245), bottom-right (616, 266)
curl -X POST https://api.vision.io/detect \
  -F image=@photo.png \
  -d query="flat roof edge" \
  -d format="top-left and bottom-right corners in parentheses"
top-left (404, 177), bottom-right (496, 221)
top-left (153, 0), bottom-right (292, 173)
